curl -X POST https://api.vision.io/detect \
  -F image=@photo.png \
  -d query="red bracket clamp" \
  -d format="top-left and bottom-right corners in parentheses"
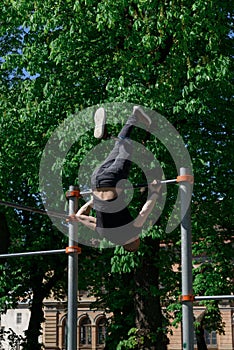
top-left (66, 190), bottom-right (81, 198)
top-left (176, 175), bottom-right (194, 184)
top-left (180, 294), bottom-right (195, 302)
top-left (66, 246), bottom-right (82, 254)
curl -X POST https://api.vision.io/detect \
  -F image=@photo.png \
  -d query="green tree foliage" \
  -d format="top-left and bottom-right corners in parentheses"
top-left (0, 0), bottom-right (233, 349)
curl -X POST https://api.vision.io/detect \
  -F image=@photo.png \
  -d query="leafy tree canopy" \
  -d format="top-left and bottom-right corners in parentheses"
top-left (0, 0), bottom-right (233, 349)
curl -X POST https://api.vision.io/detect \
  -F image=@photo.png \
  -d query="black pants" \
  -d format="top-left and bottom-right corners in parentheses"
top-left (91, 115), bottom-right (136, 189)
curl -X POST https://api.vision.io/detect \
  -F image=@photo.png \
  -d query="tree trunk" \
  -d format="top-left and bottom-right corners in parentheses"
top-left (0, 213), bottom-right (10, 254)
top-left (23, 282), bottom-right (45, 350)
top-left (134, 237), bottom-right (168, 350)
top-left (195, 325), bottom-right (208, 350)
top-left (195, 311), bottom-right (208, 350)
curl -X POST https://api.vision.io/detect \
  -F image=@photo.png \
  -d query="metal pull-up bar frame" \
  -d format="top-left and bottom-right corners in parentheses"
top-left (1, 170), bottom-right (233, 350)
top-left (66, 186), bottom-right (81, 350)
top-left (180, 167), bottom-right (194, 350)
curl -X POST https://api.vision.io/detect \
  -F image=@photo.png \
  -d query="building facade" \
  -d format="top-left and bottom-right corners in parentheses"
top-left (0, 303), bottom-right (30, 350)
top-left (41, 294), bottom-right (234, 350)
top-left (167, 304), bottom-right (234, 350)
top-left (42, 293), bottom-right (109, 350)
top-left (1, 297), bottom-right (233, 349)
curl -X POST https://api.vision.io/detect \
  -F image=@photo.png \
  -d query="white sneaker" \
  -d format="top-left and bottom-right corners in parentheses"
top-left (133, 106), bottom-right (151, 129)
top-left (94, 107), bottom-right (107, 139)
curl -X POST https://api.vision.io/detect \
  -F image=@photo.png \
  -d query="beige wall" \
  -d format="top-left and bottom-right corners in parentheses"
top-left (168, 305), bottom-right (234, 350)
top-left (0, 303), bottom-right (30, 350)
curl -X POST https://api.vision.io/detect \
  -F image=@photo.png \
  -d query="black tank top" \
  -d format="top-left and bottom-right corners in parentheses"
top-left (93, 193), bottom-right (141, 245)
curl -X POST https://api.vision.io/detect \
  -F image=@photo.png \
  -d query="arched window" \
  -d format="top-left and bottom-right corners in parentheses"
top-left (79, 316), bottom-right (92, 345)
top-left (96, 318), bottom-right (107, 345)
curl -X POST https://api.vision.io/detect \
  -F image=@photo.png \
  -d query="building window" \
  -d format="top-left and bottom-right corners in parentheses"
top-left (194, 329), bottom-right (217, 347)
top-left (62, 317), bottom-right (67, 350)
top-left (97, 318), bottom-right (107, 345)
top-left (204, 330), bottom-right (217, 345)
top-left (16, 313), bottom-right (22, 324)
top-left (80, 316), bottom-right (92, 345)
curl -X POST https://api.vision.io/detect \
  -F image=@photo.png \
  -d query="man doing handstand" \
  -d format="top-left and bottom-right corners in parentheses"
top-left (70, 106), bottom-right (162, 252)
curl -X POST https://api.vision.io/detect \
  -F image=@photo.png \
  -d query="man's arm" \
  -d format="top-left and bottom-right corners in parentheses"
top-left (67, 196), bottom-right (97, 231)
top-left (68, 213), bottom-right (97, 230)
top-left (133, 181), bottom-right (162, 228)
top-left (76, 197), bottom-right (94, 216)
top-left (76, 214), bottom-right (97, 230)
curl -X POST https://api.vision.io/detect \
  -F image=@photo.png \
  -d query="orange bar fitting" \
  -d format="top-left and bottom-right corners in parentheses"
top-left (180, 294), bottom-right (195, 302)
top-left (66, 246), bottom-right (82, 254)
top-left (176, 175), bottom-right (194, 184)
top-left (66, 189), bottom-right (81, 198)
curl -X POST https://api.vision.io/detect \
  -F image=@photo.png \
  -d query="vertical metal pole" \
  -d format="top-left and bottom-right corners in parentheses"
top-left (67, 186), bottom-right (79, 350)
top-left (180, 167), bottom-right (194, 350)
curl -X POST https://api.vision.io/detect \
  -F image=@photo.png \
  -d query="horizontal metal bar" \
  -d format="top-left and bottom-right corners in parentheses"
top-left (161, 179), bottom-right (178, 184)
top-left (0, 249), bottom-right (66, 258)
top-left (80, 179), bottom-right (178, 195)
top-left (80, 190), bottom-right (92, 195)
top-left (132, 179), bottom-right (178, 188)
top-left (195, 295), bottom-right (234, 301)
top-left (0, 178), bottom-right (179, 214)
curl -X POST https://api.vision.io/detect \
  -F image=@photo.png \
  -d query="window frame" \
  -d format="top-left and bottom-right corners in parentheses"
top-left (16, 312), bottom-right (22, 325)
top-left (79, 316), bottom-right (92, 346)
top-left (96, 317), bottom-right (107, 345)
